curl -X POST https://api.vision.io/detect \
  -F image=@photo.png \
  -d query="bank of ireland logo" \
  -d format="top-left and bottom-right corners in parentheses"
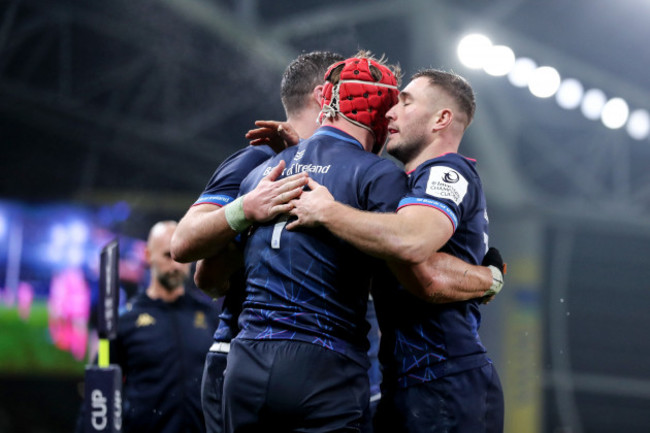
top-left (294, 149), bottom-right (305, 161)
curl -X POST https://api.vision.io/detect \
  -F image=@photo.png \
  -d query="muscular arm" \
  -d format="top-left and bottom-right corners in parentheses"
top-left (193, 243), bottom-right (244, 299)
top-left (289, 179), bottom-right (498, 303)
top-left (171, 204), bottom-right (238, 263)
top-left (287, 178), bottom-right (453, 264)
top-left (171, 161), bottom-right (308, 263)
top-left (388, 252), bottom-right (493, 303)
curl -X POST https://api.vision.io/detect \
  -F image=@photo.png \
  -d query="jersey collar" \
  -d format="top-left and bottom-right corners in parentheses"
top-left (312, 126), bottom-right (363, 150)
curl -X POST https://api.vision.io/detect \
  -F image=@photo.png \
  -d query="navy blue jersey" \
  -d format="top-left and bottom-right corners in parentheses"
top-left (111, 290), bottom-right (219, 433)
top-left (193, 145), bottom-right (276, 343)
top-left (237, 126), bottom-right (409, 368)
top-left (377, 153), bottom-right (490, 388)
top-left (194, 145), bottom-right (276, 208)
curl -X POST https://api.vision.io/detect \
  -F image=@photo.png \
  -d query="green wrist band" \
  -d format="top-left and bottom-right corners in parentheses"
top-left (224, 196), bottom-right (252, 233)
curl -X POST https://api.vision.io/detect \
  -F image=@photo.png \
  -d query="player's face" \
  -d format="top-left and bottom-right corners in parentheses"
top-left (385, 77), bottom-right (438, 164)
top-left (149, 227), bottom-right (190, 291)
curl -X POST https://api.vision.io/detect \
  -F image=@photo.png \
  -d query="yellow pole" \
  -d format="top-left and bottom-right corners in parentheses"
top-left (98, 338), bottom-right (110, 368)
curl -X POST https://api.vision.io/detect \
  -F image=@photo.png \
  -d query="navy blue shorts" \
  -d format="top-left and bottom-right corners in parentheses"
top-left (202, 350), bottom-right (229, 433)
top-left (223, 339), bottom-right (369, 433)
top-left (374, 363), bottom-right (504, 433)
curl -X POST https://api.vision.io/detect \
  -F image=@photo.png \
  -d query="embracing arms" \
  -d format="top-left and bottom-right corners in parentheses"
top-left (288, 179), bottom-right (504, 303)
top-left (171, 161), bottom-right (308, 263)
top-left (171, 161), bottom-right (307, 297)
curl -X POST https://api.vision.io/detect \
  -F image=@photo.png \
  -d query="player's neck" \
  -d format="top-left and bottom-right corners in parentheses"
top-left (146, 284), bottom-right (184, 303)
top-left (404, 138), bottom-right (459, 172)
top-left (287, 108), bottom-right (321, 139)
top-left (321, 117), bottom-right (374, 152)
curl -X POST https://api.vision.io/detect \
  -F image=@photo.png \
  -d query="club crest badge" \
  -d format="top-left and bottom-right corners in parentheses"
top-left (425, 166), bottom-right (468, 205)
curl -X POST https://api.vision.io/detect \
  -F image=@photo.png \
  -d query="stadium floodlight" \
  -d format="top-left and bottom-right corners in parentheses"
top-left (457, 33), bottom-right (492, 69)
top-left (581, 88), bottom-right (607, 121)
top-left (508, 57), bottom-right (537, 88)
top-left (626, 109), bottom-right (650, 140)
top-left (459, 33), bottom-right (650, 140)
top-left (528, 66), bottom-right (561, 98)
top-left (483, 45), bottom-right (516, 77)
top-left (555, 78), bottom-right (584, 110)
top-left (601, 97), bottom-right (629, 130)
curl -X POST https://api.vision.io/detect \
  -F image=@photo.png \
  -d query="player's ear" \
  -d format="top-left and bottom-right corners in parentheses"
top-left (432, 108), bottom-right (453, 132)
top-left (312, 85), bottom-right (325, 105)
top-left (144, 247), bottom-right (152, 266)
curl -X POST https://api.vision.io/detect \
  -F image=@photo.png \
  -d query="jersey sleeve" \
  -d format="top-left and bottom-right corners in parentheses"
top-left (361, 158), bottom-right (409, 212)
top-left (397, 155), bottom-right (479, 232)
top-left (193, 145), bottom-right (275, 207)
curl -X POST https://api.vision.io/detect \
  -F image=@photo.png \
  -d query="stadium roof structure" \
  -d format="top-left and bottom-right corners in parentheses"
top-left (2, 0), bottom-right (650, 231)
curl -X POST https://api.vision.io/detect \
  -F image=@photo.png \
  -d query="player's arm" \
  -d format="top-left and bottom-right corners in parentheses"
top-left (171, 161), bottom-right (308, 263)
top-left (287, 178), bottom-right (450, 264)
top-left (193, 243), bottom-right (244, 298)
top-left (289, 196), bottom-right (498, 303)
top-left (288, 179), bottom-right (505, 303)
top-left (387, 248), bottom-right (505, 304)
top-left (171, 204), bottom-right (236, 264)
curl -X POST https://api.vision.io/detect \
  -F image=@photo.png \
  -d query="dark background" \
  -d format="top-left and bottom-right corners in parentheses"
top-left (1, 1), bottom-right (650, 432)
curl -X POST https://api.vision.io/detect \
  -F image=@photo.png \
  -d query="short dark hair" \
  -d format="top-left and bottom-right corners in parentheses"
top-left (281, 51), bottom-right (344, 116)
top-left (412, 69), bottom-right (476, 126)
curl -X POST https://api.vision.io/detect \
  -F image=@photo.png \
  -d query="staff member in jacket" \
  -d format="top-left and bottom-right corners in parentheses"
top-left (112, 220), bottom-right (219, 433)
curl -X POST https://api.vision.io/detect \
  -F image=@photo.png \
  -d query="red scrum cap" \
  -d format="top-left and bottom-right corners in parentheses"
top-left (319, 56), bottom-right (399, 150)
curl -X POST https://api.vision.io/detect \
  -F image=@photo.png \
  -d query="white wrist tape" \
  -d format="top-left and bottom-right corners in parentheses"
top-left (483, 265), bottom-right (504, 297)
top-left (224, 195), bottom-right (252, 233)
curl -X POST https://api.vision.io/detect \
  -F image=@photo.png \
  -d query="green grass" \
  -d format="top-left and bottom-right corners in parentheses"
top-left (0, 302), bottom-right (86, 376)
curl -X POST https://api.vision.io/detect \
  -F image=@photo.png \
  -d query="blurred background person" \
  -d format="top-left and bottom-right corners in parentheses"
top-left (77, 220), bottom-right (219, 433)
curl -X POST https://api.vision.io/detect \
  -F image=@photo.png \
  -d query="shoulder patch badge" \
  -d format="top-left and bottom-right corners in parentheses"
top-left (136, 313), bottom-right (156, 327)
top-left (425, 166), bottom-right (468, 205)
top-left (194, 311), bottom-right (208, 329)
